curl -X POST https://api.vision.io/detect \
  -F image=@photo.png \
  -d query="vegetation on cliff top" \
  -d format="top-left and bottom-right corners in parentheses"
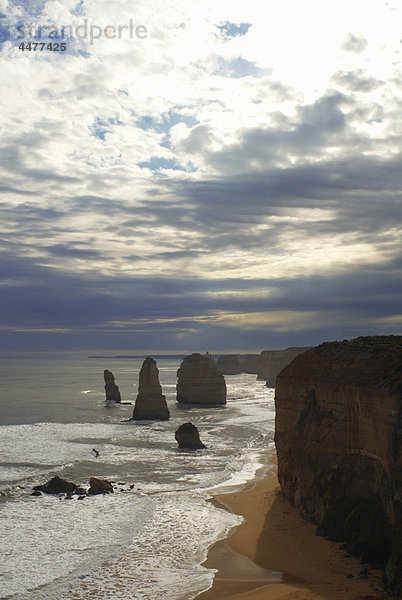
top-left (279, 335), bottom-right (402, 394)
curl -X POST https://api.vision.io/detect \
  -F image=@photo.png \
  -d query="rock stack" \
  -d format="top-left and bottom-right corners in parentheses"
top-left (104, 369), bottom-right (121, 402)
top-left (175, 423), bottom-right (206, 449)
top-left (132, 357), bottom-right (170, 420)
top-left (176, 352), bottom-right (226, 406)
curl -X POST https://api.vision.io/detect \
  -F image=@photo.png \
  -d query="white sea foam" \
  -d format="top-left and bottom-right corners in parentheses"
top-left (0, 358), bottom-right (275, 600)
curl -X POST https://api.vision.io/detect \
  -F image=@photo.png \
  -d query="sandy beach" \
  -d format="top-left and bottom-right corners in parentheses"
top-left (196, 453), bottom-right (388, 600)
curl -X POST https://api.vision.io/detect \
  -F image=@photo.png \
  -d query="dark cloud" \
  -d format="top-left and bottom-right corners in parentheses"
top-left (0, 84), bottom-right (400, 352)
top-left (183, 92), bottom-right (354, 173)
top-left (0, 241), bottom-right (401, 352)
top-left (171, 154), bottom-right (402, 239)
top-left (0, 143), bottom-right (79, 185)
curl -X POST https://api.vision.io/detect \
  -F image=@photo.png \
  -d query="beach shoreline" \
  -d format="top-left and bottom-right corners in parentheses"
top-left (195, 451), bottom-right (387, 600)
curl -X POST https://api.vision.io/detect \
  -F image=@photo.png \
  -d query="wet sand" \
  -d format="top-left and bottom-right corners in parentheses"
top-left (195, 454), bottom-right (387, 600)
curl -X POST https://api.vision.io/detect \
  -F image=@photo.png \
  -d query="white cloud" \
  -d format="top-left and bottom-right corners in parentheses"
top-left (0, 0), bottom-right (401, 300)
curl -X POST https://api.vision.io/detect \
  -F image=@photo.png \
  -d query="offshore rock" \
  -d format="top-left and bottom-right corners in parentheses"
top-left (104, 369), bottom-right (121, 402)
top-left (275, 335), bottom-right (402, 595)
top-left (175, 422), bottom-right (206, 449)
top-left (33, 476), bottom-right (80, 495)
top-left (88, 477), bottom-right (113, 495)
top-left (177, 353), bottom-right (226, 406)
top-left (132, 357), bottom-right (170, 420)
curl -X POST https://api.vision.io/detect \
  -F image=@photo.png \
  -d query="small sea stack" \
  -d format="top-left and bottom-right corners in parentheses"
top-left (175, 422), bottom-right (206, 449)
top-left (176, 352), bottom-right (227, 406)
top-left (132, 357), bottom-right (170, 420)
top-left (88, 477), bottom-right (113, 495)
top-left (104, 369), bottom-right (121, 403)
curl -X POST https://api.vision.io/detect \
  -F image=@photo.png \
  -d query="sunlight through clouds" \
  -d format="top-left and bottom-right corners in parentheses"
top-left (0, 0), bottom-right (401, 350)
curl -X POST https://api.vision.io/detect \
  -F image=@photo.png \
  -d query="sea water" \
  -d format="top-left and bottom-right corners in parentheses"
top-left (0, 355), bottom-right (275, 600)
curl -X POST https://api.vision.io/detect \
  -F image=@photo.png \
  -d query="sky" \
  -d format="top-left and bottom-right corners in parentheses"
top-left (0, 0), bottom-right (401, 353)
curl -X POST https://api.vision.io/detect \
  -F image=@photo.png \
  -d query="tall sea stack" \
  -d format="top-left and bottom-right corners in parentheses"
top-left (104, 369), bottom-right (121, 402)
top-left (132, 357), bottom-right (170, 420)
top-left (274, 336), bottom-right (402, 594)
top-left (177, 352), bottom-right (226, 406)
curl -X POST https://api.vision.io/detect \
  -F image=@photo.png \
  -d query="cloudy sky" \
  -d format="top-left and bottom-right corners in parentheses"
top-left (0, 0), bottom-right (401, 353)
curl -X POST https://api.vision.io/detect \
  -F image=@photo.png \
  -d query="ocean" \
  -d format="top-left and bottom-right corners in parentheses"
top-left (0, 355), bottom-right (275, 600)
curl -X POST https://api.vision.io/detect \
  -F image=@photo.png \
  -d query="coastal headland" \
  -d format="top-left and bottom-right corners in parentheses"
top-left (196, 335), bottom-right (402, 600)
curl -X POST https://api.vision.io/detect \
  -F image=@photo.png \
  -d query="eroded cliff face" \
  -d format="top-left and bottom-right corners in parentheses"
top-left (259, 347), bottom-right (311, 386)
top-left (215, 354), bottom-right (243, 375)
top-left (275, 336), bottom-right (402, 594)
top-left (216, 347), bottom-right (310, 386)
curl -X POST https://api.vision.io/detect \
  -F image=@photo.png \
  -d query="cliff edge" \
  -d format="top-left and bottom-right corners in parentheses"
top-left (274, 335), bottom-right (402, 594)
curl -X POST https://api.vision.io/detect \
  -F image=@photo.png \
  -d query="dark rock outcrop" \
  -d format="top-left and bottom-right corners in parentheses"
top-left (88, 477), bottom-right (113, 495)
top-left (104, 369), bottom-right (121, 402)
top-left (177, 353), bottom-right (226, 406)
top-left (274, 335), bottom-right (402, 594)
top-left (32, 476), bottom-right (122, 498)
top-left (33, 476), bottom-right (81, 495)
top-left (175, 422), bottom-right (206, 449)
top-left (132, 357), bottom-right (170, 420)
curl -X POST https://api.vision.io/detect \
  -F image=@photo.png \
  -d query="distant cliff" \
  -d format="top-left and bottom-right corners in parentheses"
top-left (275, 336), bottom-right (402, 594)
top-left (215, 354), bottom-right (243, 375)
top-left (259, 347), bottom-right (311, 386)
top-left (216, 347), bottom-right (310, 387)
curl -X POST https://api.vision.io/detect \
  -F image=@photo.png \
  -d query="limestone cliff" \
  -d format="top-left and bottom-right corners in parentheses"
top-left (275, 336), bottom-right (402, 594)
top-left (132, 357), bottom-right (170, 420)
top-left (177, 353), bottom-right (227, 406)
top-left (259, 347), bottom-right (311, 386)
top-left (104, 369), bottom-right (121, 402)
top-left (216, 347), bottom-right (310, 386)
top-left (241, 354), bottom-right (262, 374)
top-left (215, 354), bottom-right (243, 375)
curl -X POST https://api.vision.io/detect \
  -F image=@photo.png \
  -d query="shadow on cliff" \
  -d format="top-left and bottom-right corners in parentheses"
top-left (254, 487), bottom-right (384, 600)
